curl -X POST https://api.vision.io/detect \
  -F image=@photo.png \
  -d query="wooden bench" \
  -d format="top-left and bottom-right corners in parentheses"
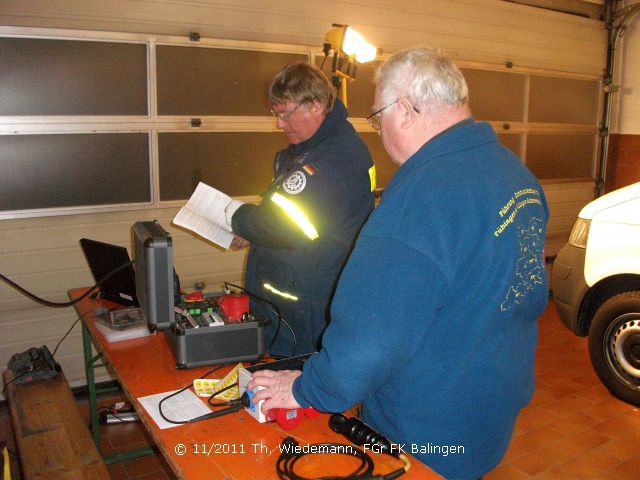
top-left (2, 369), bottom-right (109, 479)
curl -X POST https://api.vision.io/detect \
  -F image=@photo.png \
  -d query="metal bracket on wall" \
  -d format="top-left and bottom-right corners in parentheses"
top-left (596, 0), bottom-right (640, 197)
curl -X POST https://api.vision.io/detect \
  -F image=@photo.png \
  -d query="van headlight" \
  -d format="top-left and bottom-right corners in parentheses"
top-left (568, 218), bottom-right (590, 249)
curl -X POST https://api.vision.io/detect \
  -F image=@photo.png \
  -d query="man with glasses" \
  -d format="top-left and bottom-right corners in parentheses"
top-left (249, 48), bottom-right (549, 480)
top-left (226, 62), bottom-right (375, 357)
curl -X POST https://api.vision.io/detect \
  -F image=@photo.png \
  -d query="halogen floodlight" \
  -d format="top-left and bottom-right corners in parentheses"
top-left (323, 24), bottom-right (377, 106)
top-left (325, 25), bottom-right (377, 63)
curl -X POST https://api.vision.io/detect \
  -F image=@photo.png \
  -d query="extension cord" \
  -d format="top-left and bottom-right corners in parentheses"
top-left (100, 411), bottom-right (139, 424)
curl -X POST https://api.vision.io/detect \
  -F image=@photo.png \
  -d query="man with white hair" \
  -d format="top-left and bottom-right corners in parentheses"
top-left (249, 47), bottom-right (549, 480)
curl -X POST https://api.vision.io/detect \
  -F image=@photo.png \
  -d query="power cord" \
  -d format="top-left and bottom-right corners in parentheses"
top-left (98, 401), bottom-right (139, 423)
top-left (158, 364), bottom-right (249, 425)
top-left (276, 437), bottom-right (374, 480)
top-left (51, 312), bottom-right (87, 356)
top-left (1, 262), bottom-right (128, 390)
top-left (274, 414), bottom-right (412, 480)
top-left (223, 281), bottom-right (297, 357)
top-left (0, 260), bottom-right (134, 308)
top-left (275, 435), bottom-right (410, 480)
top-left (329, 414), bottom-right (411, 479)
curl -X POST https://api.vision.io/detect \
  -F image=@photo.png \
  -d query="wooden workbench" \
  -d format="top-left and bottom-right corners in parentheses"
top-left (70, 287), bottom-right (441, 479)
top-left (2, 368), bottom-right (109, 479)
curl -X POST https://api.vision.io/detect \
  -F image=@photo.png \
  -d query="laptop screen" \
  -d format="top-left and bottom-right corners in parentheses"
top-left (79, 238), bottom-right (138, 307)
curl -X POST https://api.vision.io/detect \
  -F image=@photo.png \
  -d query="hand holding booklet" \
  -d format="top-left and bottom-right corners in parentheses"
top-left (172, 182), bottom-right (235, 249)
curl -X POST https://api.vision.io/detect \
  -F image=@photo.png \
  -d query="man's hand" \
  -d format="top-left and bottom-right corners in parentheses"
top-left (231, 235), bottom-right (249, 249)
top-left (247, 369), bottom-right (302, 414)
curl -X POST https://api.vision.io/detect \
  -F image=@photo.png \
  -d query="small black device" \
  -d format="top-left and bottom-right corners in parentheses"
top-left (7, 345), bottom-right (61, 384)
top-left (79, 237), bottom-right (138, 307)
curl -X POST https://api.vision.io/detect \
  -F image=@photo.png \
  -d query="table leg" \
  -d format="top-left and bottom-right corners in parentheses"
top-left (82, 321), bottom-right (101, 450)
top-left (81, 321), bottom-right (155, 463)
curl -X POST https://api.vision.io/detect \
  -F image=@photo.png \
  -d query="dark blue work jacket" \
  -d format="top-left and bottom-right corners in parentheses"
top-left (231, 99), bottom-right (375, 356)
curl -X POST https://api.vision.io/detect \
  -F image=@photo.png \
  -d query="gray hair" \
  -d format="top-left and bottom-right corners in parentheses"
top-left (268, 62), bottom-right (335, 112)
top-left (376, 48), bottom-right (469, 110)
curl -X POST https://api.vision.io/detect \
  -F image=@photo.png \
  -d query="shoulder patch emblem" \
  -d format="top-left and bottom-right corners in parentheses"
top-left (282, 171), bottom-right (307, 194)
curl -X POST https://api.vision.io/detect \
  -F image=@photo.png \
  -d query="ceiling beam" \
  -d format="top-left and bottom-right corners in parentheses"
top-left (503, 0), bottom-right (605, 19)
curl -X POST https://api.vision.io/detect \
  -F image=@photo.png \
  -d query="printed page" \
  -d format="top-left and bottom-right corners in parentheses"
top-left (172, 182), bottom-right (234, 249)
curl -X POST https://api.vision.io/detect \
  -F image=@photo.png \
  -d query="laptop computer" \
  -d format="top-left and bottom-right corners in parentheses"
top-left (79, 238), bottom-right (138, 307)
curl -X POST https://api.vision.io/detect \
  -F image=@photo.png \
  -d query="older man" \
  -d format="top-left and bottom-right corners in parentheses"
top-left (249, 48), bottom-right (548, 480)
top-left (227, 63), bottom-right (375, 357)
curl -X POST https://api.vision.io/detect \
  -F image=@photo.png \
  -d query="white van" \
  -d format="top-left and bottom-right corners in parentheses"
top-left (552, 182), bottom-right (640, 406)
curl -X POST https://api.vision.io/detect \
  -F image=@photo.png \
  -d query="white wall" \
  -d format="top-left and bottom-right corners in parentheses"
top-left (614, 1), bottom-right (640, 134)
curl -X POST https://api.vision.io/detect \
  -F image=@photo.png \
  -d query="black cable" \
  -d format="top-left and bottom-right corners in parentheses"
top-left (223, 282), bottom-right (297, 357)
top-left (206, 382), bottom-right (237, 406)
top-left (276, 317), bottom-right (297, 357)
top-left (158, 363), bottom-right (247, 425)
top-left (276, 437), bottom-right (374, 480)
top-left (105, 411), bottom-right (131, 423)
top-left (51, 312), bottom-right (87, 357)
top-left (2, 262), bottom-right (132, 395)
top-left (275, 435), bottom-right (410, 480)
top-left (320, 53), bottom-right (329, 70)
top-left (0, 260), bottom-right (134, 308)
top-left (1, 370), bottom-right (30, 396)
top-left (96, 406), bottom-right (111, 416)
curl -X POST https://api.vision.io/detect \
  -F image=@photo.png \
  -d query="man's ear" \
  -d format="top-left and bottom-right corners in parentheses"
top-left (398, 98), bottom-right (418, 129)
top-left (310, 99), bottom-right (325, 114)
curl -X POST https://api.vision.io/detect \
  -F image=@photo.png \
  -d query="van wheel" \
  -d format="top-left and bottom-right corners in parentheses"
top-left (588, 291), bottom-right (640, 407)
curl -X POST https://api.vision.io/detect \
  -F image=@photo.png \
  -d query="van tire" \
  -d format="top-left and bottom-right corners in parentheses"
top-left (588, 291), bottom-right (640, 407)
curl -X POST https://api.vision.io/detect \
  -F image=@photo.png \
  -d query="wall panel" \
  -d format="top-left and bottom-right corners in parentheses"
top-left (527, 134), bottom-right (596, 179)
top-left (158, 132), bottom-right (286, 199)
top-left (157, 47), bottom-right (307, 115)
top-left (0, 37), bottom-right (147, 116)
top-left (0, 133), bottom-right (151, 210)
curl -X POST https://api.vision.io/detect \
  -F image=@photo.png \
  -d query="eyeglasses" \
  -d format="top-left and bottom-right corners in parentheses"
top-left (366, 99), bottom-right (420, 131)
top-left (366, 101), bottom-right (398, 131)
top-left (271, 103), bottom-right (302, 122)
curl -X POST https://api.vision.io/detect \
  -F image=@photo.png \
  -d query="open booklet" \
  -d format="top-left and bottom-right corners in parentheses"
top-left (172, 182), bottom-right (234, 249)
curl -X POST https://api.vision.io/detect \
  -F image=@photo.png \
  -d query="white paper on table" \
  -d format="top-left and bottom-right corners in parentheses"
top-left (138, 389), bottom-right (212, 429)
top-left (172, 182), bottom-right (234, 249)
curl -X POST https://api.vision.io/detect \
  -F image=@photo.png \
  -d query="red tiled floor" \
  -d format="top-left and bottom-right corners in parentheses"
top-left (486, 301), bottom-right (640, 480)
top-left (3, 300), bottom-right (639, 479)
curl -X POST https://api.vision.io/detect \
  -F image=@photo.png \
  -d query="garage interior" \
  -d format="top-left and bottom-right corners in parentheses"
top-left (1, 0), bottom-right (639, 479)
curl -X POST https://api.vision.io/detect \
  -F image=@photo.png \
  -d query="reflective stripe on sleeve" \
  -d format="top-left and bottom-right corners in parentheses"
top-left (264, 283), bottom-right (299, 301)
top-left (270, 192), bottom-right (319, 240)
top-left (369, 165), bottom-right (377, 192)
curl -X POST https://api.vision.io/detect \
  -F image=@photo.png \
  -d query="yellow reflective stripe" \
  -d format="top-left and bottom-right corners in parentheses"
top-left (369, 165), bottom-right (377, 192)
top-left (2, 445), bottom-right (9, 480)
top-left (270, 192), bottom-right (319, 240)
top-left (264, 283), bottom-right (298, 301)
